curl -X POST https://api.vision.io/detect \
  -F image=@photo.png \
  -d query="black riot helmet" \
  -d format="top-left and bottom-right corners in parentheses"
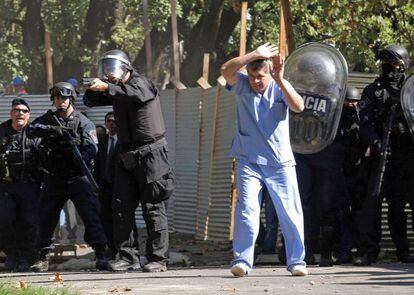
top-left (345, 86), bottom-right (360, 102)
top-left (49, 82), bottom-right (77, 102)
top-left (378, 44), bottom-right (410, 70)
top-left (98, 50), bottom-right (132, 82)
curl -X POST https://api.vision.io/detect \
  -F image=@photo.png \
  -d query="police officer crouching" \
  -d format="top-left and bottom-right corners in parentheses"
top-left (84, 50), bottom-right (174, 272)
top-left (0, 99), bottom-right (42, 272)
top-left (27, 82), bottom-right (108, 271)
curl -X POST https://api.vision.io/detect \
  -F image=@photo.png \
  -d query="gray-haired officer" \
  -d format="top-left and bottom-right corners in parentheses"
top-left (0, 99), bottom-right (42, 272)
top-left (28, 82), bottom-right (108, 271)
top-left (84, 50), bottom-right (174, 272)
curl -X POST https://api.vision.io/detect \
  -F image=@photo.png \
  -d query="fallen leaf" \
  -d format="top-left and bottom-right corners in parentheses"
top-left (52, 272), bottom-right (63, 284)
top-left (18, 281), bottom-right (28, 289)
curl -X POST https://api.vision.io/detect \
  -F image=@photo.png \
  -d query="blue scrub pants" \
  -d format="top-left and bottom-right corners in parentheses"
top-left (232, 158), bottom-right (306, 272)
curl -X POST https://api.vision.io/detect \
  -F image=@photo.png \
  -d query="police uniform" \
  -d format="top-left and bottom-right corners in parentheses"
top-left (295, 124), bottom-right (347, 266)
top-left (356, 75), bottom-right (414, 263)
top-left (28, 110), bottom-right (108, 269)
top-left (84, 69), bottom-right (174, 271)
top-left (0, 119), bottom-right (41, 271)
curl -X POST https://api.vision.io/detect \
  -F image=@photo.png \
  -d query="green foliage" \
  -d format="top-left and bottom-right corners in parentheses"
top-left (41, 0), bottom-right (89, 63)
top-left (0, 281), bottom-right (80, 295)
top-left (0, 0), bottom-right (414, 89)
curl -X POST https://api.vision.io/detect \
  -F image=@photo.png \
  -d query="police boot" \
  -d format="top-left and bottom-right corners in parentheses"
top-left (353, 253), bottom-right (376, 266)
top-left (30, 250), bottom-right (49, 272)
top-left (4, 254), bottom-right (18, 272)
top-left (319, 226), bottom-right (335, 267)
top-left (397, 250), bottom-right (414, 263)
top-left (94, 245), bottom-right (109, 271)
top-left (142, 260), bottom-right (167, 273)
top-left (304, 240), bottom-right (316, 265)
top-left (108, 255), bottom-right (141, 272)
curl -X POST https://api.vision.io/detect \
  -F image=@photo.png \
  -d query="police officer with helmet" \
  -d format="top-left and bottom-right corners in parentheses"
top-left (28, 82), bottom-right (108, 271)
top-left (84, 50), bottom-right (174, 272)
top-left (355, 44), bottom-right (414, 265)
top-left (0, 99), bottom-right (42, 272)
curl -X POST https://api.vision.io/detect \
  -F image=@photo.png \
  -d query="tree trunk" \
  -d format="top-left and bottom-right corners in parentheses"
top-left (21, 0), bottom-right (45, 93)
top-left (180, 0), bottom-right (225, 86)
top-left (55, 0), bottom-right (120, 86)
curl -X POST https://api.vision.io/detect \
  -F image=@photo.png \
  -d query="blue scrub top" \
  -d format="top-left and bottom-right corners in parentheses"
top-left (227, 72), bottom-right (295, 167)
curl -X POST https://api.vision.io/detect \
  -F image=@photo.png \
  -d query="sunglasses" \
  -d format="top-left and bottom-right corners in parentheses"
top-left (12, 108), bottom-right (30, 114)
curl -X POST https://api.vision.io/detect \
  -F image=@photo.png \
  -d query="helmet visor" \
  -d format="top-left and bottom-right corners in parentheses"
top-left (50, 87), bottom-right (73, 97)
top-left (379, 50), bottom-right (405, 68)
top-left (98, 58), bottom-right (128, 80)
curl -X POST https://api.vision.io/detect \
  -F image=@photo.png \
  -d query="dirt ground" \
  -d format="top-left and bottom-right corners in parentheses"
top-left (1, 233), bottom-right (414, 294)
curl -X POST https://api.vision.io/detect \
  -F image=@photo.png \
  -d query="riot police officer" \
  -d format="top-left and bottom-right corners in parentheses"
top-left (28, 82), bottom-right (108, 271)
top-left (0, 99), bottom-right (41, 272)
top-left (83, 50), bottom-right (174, 272)
top-left (333, 86), bottom-right (365, 264)
top-left (355, 44), bottom-right (414, 265)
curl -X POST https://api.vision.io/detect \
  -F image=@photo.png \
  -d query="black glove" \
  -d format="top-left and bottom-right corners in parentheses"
top-left (48, 125), bottom-right (73, 138)
top-left (372, 139), bottom-right (382, 155)
top-left (47, 126), bottom-right (63, 137)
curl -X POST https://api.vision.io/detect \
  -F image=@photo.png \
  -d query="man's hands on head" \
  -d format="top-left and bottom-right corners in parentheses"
top-left (88, 79), bottom-right (109, 92)
top-left (255, 43), bottom-right (279, 59)
top-left (270, 54), bottom-right (285, 84)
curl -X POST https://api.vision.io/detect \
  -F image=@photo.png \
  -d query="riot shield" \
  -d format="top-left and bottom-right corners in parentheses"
top-left (284, 42), bottom-right (348, 154)
top-left (401, 73), bottom-right (414, 140)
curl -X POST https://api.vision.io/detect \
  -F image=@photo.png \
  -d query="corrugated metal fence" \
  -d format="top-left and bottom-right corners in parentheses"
top-left (0, 72), bottom-right (412, 248)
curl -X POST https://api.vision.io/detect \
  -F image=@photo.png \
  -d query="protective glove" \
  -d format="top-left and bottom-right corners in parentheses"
top-left (372, 139), bottom-right (382, 155)
top-left (48, 125), bottom-right (73, 138)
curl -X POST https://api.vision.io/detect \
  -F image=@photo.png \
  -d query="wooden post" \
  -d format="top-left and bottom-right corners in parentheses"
top-left (230, 0), bottom-right (249, 240)
top-left (280, 0), bottom-right (295, 57)
top-left (170, 0), bottom-right (180, 81)
top-left (239, 0), bottom-right (248, 56)
top-left (279, 4), bottom-right (287, 59)
top-left (44, 31), bottom-right (53, 90)
top-left (142, 0), bottom-right (153, 79)
top-left (196, 53), bottom-right (211, 89)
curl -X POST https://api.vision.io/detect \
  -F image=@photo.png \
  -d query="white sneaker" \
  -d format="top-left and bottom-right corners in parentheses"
top-left (231, 263), bottom-right (248, 277)
top-left (290, 265), bottom-right (308, 276)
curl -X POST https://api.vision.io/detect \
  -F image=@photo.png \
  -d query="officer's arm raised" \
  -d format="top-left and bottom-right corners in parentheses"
top-left (107, 77), bottom-right (158, 103)
top-left (83, 90), bottom-right (113, 107)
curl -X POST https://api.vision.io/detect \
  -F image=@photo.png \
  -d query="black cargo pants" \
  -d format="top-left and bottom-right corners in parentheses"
top-left (0, 181), bottom-right (40, 264)
top-left (114, 138), bottom-right (174, 263)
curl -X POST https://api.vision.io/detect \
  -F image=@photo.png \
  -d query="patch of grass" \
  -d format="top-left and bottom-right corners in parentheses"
top-left (0, 281), bottom-right (80, 295)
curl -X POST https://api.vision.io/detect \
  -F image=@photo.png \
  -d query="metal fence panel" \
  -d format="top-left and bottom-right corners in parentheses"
top-left (173, 88), bottom-right (202, 234)
top-left (159, 89), bottom-right (177, 228)
top-left (207, 86), bottom-right (237, 240)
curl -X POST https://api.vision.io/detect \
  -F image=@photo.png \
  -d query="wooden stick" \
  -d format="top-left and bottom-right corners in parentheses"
top-left (142, 0), bottom-right (153, 79)
top-left (44, 31), bottom-right (53, 90)
top-left (279, 3), bottom-right (287, 59)
top-left (239, 1), bottom-right (248, 56)
top-left (170, 0), bottom-right (180, 81)
top-left (197, 53), bottom-right (211, 89)
top-left (280, 0), bottom-right (296, 54)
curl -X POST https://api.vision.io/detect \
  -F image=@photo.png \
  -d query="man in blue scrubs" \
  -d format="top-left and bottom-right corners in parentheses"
top-left (221, 43), bottom-right (307, 276)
